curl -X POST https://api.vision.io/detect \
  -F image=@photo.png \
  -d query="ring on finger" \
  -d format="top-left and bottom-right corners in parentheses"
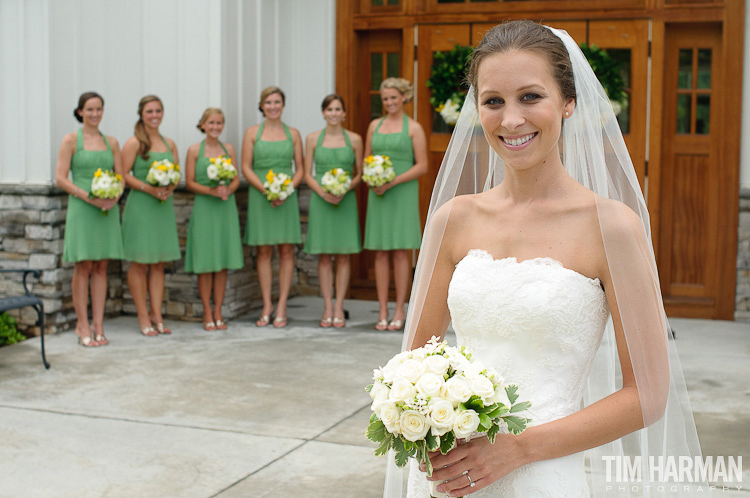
top-left (467, 473), bottom-right (475, 488)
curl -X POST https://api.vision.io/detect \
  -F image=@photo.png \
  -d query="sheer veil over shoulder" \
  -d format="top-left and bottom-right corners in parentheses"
top-left (383, 24), bottom-right (709, 498)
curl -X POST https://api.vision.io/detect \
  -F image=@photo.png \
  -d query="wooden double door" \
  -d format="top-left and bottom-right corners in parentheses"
top-left (349, 20), bottom-right (735, 319)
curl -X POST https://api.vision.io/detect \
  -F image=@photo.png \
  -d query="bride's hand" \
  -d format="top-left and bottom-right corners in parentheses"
top-left (420, 434), bottom-right (530, 496)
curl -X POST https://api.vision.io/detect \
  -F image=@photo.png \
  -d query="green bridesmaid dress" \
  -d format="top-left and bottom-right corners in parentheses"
top-left (121, 136), bottom-right (181, 263)
top-left (184, 141), bottom-right (244, 273)
top-left (363, 114), bottom-right (421, 250)
top-left (63, 129), bottom-right (125, 263)
top-left (243, 123), bottom-right (302, 246)
top-left (303, 130), bottom-right (362, 255)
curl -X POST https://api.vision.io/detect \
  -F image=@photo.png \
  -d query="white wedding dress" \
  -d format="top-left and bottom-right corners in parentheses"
top-left (407, 249), bottom-right (610, 498)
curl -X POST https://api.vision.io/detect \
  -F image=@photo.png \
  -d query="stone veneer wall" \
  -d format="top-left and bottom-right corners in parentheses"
top-left (736, 188), bottom-right (750, 322)
top-left (0, 183), bottom-right (318, 335)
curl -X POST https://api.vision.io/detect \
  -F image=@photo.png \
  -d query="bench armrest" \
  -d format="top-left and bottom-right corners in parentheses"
top-left (0, 269), bottom-right (41, 295)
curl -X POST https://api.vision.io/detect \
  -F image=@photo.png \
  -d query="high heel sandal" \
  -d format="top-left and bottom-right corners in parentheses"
top-left (215, 319), bottom-right (228, 330)
top-left (140, 325), bottom-right (158, 336)
top-left (375, 319), bottom-right (389, 331)
top-left (94, 334), bottom-right (109, 345)
top-left (333, 317), bottom-right (346, 328)
top-left (273, 316), bottom-right (287, 328)
top-left (320, 317), bottom-right (333, 328)
top-left (154, 322), bottom-right (171, 334)
top-left (77, 334), bottom-right (98, 347)
top-left (387, 319), bottom-right (404, 331)
top-left (256, 313), bottom-right (273, 327)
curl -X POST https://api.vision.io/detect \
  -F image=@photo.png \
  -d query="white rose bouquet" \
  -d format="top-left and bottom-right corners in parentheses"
top-left (263, 169), bottom-right (295, 202)
top-left (366, 336), bottom-right (531, 497)
top-left (206, 155), bottom-right (237, 187)
top-left (90, 168), bottom-right (123, 216)
top-left (146, 159), bottom-right (180, 203)
top-left (320, 168), bottom-right (351, 198)
top-left (362, 155), bottom-right (396, 189)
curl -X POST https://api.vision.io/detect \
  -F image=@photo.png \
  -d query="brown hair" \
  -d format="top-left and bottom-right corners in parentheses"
top-left (321, 94), bottom-right (346, 112)
top-left (74, 92), bottom-right (104, 123)
top-left (379, 78), bottom-right (414, 102)
top-left (134, 95), bottom-right (163, 160)
top-left (467, 20), bottom-right (576, 104)
top-left (258, 86), bottom-right (286, 116)
top-left (196, 108), bottom-right (225, 133)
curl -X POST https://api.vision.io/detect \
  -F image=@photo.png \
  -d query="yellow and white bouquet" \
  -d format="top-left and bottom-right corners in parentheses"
top-left (146, 159), bottom-right (181, 187)
top-left (366, 336), bottom-right (531, 498)
top-left (206, 156), bottom-right (237, 186)
top-left (437, 97), bottom-right (461, 126)
top-left (263, 169), bottom-right (295, 202)
top-left (320, 168), bottom-right (351, 197)
top-left (90, 168), bottom-right (123, 216)
top-left (362, 155), bottom-right (395, 188)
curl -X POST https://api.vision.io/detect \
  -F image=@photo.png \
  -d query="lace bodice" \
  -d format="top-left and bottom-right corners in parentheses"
top-left (407, 249), bottom-right (610, 497)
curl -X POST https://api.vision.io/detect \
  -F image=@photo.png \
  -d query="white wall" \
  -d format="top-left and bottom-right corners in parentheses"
top-left (0, 0), bottom-right (335, 186)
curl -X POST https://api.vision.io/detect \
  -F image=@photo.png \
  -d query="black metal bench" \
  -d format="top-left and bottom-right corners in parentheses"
top-left (0, 269), bottom-right (49, 369)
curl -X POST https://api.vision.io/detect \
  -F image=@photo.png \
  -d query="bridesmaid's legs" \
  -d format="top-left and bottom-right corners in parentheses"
top-left (89, 259), bottom-right (110, 344)
top-left (213, 270), bottom-right (228, 328)
top-left (276, 244), bottom-right (295, 324)
top-left (391, 250), bottom-right (410, 325)
top-left (318, 255), bottom-right (334, 321)
top-left (198, 272), bottom-right (214, 328)
top-left (127, 262), bottom-right (155, 335)
top-left (333, 254), bottom-right (351, 322)
top-left (374, 250), bottom-right (391, 324)
top-left (72, 260), bottom-right (95, 344)
top-left (147, 262), bottom-right (168, 332)
top-left (256, 245), bottom-right (274, 325)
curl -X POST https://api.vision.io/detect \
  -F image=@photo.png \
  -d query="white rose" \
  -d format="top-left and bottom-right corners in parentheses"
top-left (397, 359), bottom-right (425, 384)
top-left (154, 170), bottom-right (168, 186)
top-left (206, 164), bottom-right (219, 180)
top-left (453, 409), bottom-right (480, 439)
top-left (378, 401), bottom-right (401, 434)
top-left (415, 373), bottom-right (444, 397)
top-left (428, 399), bottom-right (456, 436)
top-left (471, 376), bottom-right (496, 401)
top-left (444, 376), bottom-right (472, 406)
top-left (382, 353), bottom-right (408, 382)
top-left (462, 362), bottom-right (483, 380)
top-left (400, 410), bottom-right (429, 442)
top-left (278, 191), bottom-right (288, 201)
top-left (270, 183), bottom-right (281, 194)
top-left (369, 382), bottom-right (390, 409)
top-left (423, 354), bottom-right (449, 376)
top-left (98, 175), bottom-right (112, 188)
top-left (389, 378), bottom-right (416, 402)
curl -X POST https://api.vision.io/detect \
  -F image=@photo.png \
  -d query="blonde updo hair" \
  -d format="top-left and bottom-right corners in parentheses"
top-left (379, 78), bottom-right (414, 102)
top-left (258, 86), bottom-right (286, 116)
top-left (196, 108), bottom-right (225, 132)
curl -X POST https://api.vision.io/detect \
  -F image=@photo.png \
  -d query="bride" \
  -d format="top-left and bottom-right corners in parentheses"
top-left (388, 21), bottom-right (708, 498)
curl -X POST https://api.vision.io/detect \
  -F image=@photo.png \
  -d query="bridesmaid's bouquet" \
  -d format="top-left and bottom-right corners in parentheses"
top-left (320, 168), bottom-right (351, 197)
top-left (366, 336), bottom-right (531, 497)
top-left (146, 159), bottom-right (181, 187)
top-left (263, 169), bottom-right (295, 202)
top-left (206, 156), bottom-right (237, 186)
top-left (362, 155), bottom-right (396, 189)
top-left (90, 168), bottom-right (124, 216)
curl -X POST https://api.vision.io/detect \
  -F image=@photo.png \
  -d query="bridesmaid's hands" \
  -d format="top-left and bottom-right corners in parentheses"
top-left (320, 191), bottom-right (343, 205)
top-left (270, 198), bottom-right (285, 208)
top-left (89, 197), bottom-right (118, 211)
top-left (151, 185), bottom-right (173, 201)
top-left (211, 185), bottom-right (230, 201)
top-left (372, 182), bottom-right (393, 196)
top-left (418, 434), bottom-right (529, 496)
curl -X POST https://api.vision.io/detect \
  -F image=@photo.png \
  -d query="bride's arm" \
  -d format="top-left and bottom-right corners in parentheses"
top-left (425, 203), bottom-right (670, 497)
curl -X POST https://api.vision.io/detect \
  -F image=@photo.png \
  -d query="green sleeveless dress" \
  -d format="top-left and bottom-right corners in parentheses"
top-left (363, 115), bottom-right (421, 250)
top-left (243, 122), bottom-right (302, 246)
top-left (63, 129), bottom-right (125, 263)
top-left (121, 136), bottom-right (181, 263)
top-left (184, 141), bottom-right (244, 273)
top-left (303, 130), bottom-right (362, 255)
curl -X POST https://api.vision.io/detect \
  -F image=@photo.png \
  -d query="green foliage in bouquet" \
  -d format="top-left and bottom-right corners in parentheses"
top-left (580, 43), bottom-right (627, 105)
top-left (365, 383), bottom-right (531, 477)
top-left (0, 312), bottom-right (26, 347)
top-left (426, 44), bottom-right (474, 113)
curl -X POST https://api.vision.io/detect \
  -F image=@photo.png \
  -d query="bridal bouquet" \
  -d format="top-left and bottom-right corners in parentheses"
top-left (206, 156), bottom-right (237, 186)
top-left (90, 168), bottom-right (123, 216)
top-left (362, 155), bottom-right (395, 188)
top-left (320, 168), bottom-right (351, 197)
top-left (366, 337), bottom-right (531, 496)
top-left (263, 169), bottom-right (295, 202)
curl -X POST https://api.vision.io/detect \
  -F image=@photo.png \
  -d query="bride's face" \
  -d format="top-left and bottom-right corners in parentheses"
top-left (476, 49), bottom-right (574, 171)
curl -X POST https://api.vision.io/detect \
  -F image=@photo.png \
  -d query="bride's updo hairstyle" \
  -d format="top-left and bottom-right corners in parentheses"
top-left (134, 94), bottom-right (164, 160)
top-left (379, 77), bottom-right (414, 103)
top-left (467, 20), bottom-right (576, 105)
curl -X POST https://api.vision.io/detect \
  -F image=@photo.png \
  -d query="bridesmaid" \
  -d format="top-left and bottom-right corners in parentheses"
top-left (121, 95), bottom-right (181, 336)
top-left (303, 94), bottom-right (363, 328)
top-left (184, 108), bottom-right (243, 331)
top-left (55, 92), bottom-right (125, 347)
top-left (241, 86), bottom-right (304, 328)
top-left (363, 78), bottom-right (428, 331)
